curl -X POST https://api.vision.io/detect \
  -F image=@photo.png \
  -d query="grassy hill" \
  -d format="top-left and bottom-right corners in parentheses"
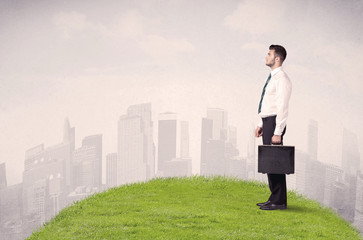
top-left (29, 176), bottom-right (361, 239)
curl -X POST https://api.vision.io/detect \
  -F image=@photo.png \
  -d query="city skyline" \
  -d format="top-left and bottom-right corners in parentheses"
top-left (1, 101), bottom-right (362, 186)
top-left (1, 102), bottom-right (361, 183)
top-left (1, 103), bottom-right (363, 238)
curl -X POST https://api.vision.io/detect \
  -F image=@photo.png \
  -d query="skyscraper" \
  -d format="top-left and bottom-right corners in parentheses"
top-left (24, 144), bottom-right (44, 172)
top-left (82, 134), bottom-right (102, 188)
top-left (228, 126), bottom-right (237, 148)
top-left (324, 164), bottom-right (344, 207)
top-left (0, 183), bottom-right (23, 240)
top-left (63, 118), bottom-right (75, 150)
top-left (22, 144), bottom-right (65, 238)
top-left (63, 118), bottom-right (75, 188)
top-left (20, 118), bottom-right (76, 238)
top-left (294, 150), bottom-right (309, 193)
top-left (205, 139), bottom-right (226, 175)
top-left (354, 172), bottom-right (363, 233)
top-left (158, 114), bottom-right (192, 177)
top-left (117, 103), bottom-right (154, 184)
top-left (207, 108), bottom-right (228, 141)
top-left (127, 103), bottom-right (155, 180)
top-left (339, 173), bottom-right (357, 223)
top-left (72, 145), bottom-right (99, 188)
top-left (200, 118), bottom-right (213, 175)
top-left (246, 124), bottom-right (256, 180)
top-left (200, 108), bottom-right (235, 176)
top-left (118, 115), bottom-right (146, 184)
top-left (44, 142), bottom-right (72, 194)
top-left (342, 128), bottom-right (360, 176)
top-left (106, 153), bottom-right (117, 188)
top-left (304, 159), bottom-right (326, 203)
top-left (158, 112), bottom-right (177, 174)
top-left (0, 162), bottom-right (6, 190)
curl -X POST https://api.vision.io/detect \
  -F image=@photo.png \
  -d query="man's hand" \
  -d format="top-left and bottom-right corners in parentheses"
top-left (255, 127), bottom-right (262, 138)
top-left (271, 135), bottom-right (281, 144)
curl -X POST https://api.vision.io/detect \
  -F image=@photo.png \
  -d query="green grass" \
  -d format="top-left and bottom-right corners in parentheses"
top-left (29, 176), bottom-right (361, 239)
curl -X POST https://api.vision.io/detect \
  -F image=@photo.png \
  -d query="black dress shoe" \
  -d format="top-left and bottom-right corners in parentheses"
top-left (260, 203), bottom-right (287, 210)
top-left (256, 200), bottom-right (271, 207)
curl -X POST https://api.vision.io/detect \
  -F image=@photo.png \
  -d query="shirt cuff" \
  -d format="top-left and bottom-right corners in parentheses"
top-left (274, 128), bottom-right (283, 135)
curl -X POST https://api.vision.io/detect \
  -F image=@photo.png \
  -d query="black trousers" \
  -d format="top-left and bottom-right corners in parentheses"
top-left (262, 116), bottom-right (287, 205)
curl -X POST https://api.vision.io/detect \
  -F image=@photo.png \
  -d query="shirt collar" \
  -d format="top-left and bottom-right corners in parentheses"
top-left (270, 67), bottom-right (282, 77)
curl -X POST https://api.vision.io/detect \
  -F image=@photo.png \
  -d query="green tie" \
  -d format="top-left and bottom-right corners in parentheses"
top-left (258, 74), bottom-right (271, 114)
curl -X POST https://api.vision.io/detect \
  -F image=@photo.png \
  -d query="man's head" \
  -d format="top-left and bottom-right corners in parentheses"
top-left (265, 45), bottom-right (287, 69)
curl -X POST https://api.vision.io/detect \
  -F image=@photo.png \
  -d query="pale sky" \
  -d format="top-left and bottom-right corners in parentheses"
top-left (1, 0), bottom-right (363, 185)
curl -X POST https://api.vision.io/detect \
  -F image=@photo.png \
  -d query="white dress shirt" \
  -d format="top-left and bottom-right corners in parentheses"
top-left (257, 67), bottom-right (292, 135)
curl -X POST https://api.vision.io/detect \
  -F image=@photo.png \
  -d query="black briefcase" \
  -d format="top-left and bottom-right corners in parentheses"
top-left (258, 145), bottom-right (295, 174)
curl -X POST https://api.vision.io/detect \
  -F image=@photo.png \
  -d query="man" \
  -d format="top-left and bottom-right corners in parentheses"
top-left (255, 45), bottom-right (292, 210)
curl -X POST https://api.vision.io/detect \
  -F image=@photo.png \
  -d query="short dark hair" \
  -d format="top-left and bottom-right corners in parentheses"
top-left (269, 45), bottom-right (287, 63)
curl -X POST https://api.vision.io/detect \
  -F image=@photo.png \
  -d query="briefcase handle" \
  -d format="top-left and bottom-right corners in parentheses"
top-left (271, 142), bottom-right (282, 146)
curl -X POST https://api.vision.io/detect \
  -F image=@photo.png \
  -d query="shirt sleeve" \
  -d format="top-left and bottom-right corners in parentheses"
top-left (274, 73), bottom-right (292, 135)
top-left (257, 119), bottom-right (263, 128)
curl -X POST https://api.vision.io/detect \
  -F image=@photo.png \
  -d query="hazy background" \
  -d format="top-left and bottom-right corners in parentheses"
top-left (1, 0), bottom-right (363, 186)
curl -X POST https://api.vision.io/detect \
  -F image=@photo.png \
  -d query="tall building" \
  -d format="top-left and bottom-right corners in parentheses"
top-left (158, 112), bottom-right (177, 174)
top-left (63, 118), bottom-right (75, 188)
top-left (48, 172), bottom-right (63, 218)
top-left (200, 118), bottom-right (213, 175)
top-left (33, 179), bottom-right (47, 225)
top-left (63, 117), bottom-right (75, 150)
top-left (72, 145), bottom-right (99, 188)
top-left (118, 115), bottom-right (146, 184)
top-left (0, 162), bottom-right (6, 190)
top-left (228, 126), bottom-right (237, 148)
top-left (324, 164), bottom-right (343, 207)
top-left (106, 153), bottom-right (117, 188)
top-left (158, 114), bottom-right (192, 177)
top-left (82, 134), bottom-right (102, 188)
top-left (342, 128), bottom-right (360, 176)
top-left (338, 128), bottom-right (360, 223)
top-left (180, 121), bottom-right (191, 176)
top-left (225, 141), bottom-right (240, 176)
top-left (206, 108), bottom-right (228, 141)
top-left (22, 144), bottom-right (65, 238)
top-left (24, 144), bottom-right (44, 172)
top-left (200, 108), bottom-right (237, 176)
top-left (294, 150), bottom-right (309, 193)
top-left (0, 183), bottom-right (23, 240)
top-left (294, 120), bottom-right (319, 194)
top-left (44, 142), bottom-right (72, 194)
top-left (21, 119), bottom-right (75, 238)
top-left (331, 180), bottom-right (349, 214)
top-left (225, 126), bottom-right (239, 177)
top-left (246, 124), bottom-right (256, 180)
top-left (340, 173), bottom-right (357, 223)
top-left (354, 172), bottom-right (363, 233)
top-left (127, 103), bottom-right (155, 180)
top-left (22, 144), bottom-right (45, 225)
top-left (117, 103), bottom-right (155, 185)
top-left (304, 159), bottom-right (326, 203)
top-left (204, 139), bottom-right (226, 176)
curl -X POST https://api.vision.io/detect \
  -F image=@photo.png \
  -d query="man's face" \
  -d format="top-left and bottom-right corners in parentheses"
top-left (266, 49), bottom-right (276, 67)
